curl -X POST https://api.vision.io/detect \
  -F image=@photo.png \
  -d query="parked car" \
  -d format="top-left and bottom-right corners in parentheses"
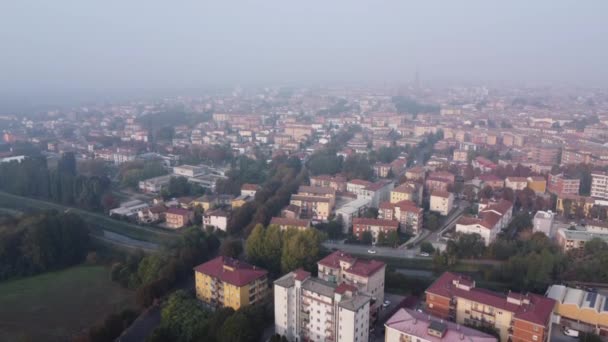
top-left (382, 300), bottom-right (391, 308)
top-left (563, 327), bottom-right (579, 337)
top-left (419, 252), bottom-right (430, 257)
top-left (367, 249), bottom-right (377, 254)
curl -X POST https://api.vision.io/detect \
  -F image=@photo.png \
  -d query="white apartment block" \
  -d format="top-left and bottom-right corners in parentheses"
top-left (533, 210), bottom-right (555, 237)
top-left (591, 172), bottom-right (608, 199)
top-left (429, 191), bottom-right (454, 216)
top-left (274, 270), bottom-right (371, 342)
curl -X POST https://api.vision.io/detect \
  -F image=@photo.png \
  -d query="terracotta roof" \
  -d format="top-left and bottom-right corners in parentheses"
top-left (353, 217), bottom-right (399, 228)
top-left (348, 179), bottom-right (373, 187)
top-left (431, 190), bottom-right (452, 199)
top-left (318, 250), bottom-right (385, 277)
top-left (193, 256), bottom-right (267, 287)
top-left (395, 200), bottom-right (422, 213)
top-left (298, 185), bottom-right (335, 195)
top-left (365, 180), bottom-right (392, 191)
top-left (166, 207), bottom-right (191, 216)
top-left (426, 272), bottom-right (555, 326)
top-left (294, 268), bottom-right (311, 281)
top-left (291, 195), bottom-right (330, 203)
top-left (241, 183), bottom-right (259, 191)
top-left (506, 176), bottom-right (528, 182)
top-left (270, 217), bottom-right (310, 227)
top-left (479, 174), bottom-right (503, 182)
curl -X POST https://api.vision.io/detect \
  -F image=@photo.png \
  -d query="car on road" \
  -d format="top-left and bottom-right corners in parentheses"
top-left (563, 327), bottom-right (579, 337)
top-left (367, 249), bottom-right (377, 254)
top-left (419, 252), bottom-right (430, 257)
top-left (382, 300), bottom-right (391, 308)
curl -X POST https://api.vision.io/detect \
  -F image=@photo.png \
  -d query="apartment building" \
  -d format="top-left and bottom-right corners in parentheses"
top-left (310, 174), bottom-right (347, 192)
top-left (335, 198), bottom-right (371, 233)
top-left (385, 308), bottom-right (497, 342)
top-left (430, 191), bottom-right (454, 216)
top-left (425, 272), bottom-right (555, 342)
top-left (317, 250), bottom-right (386, 313)
top-left (173, 164), bottom-right (204, 178)
top-left (555, 194), bottom-right (594, 217)
top-left (390, 182), bottom-right (422, 205)
top-left (352, 218), bottom-right (399, 244)
top-left (165, 207), bottom-right (193, 229)
top-left (548, 173), bottom-right (580, 196)
top-left (546, 285), bottom-right (608, 336)
top-left (356, 180), bottom-right (394, 208)
top-left (527, 176), bottom-right (547, 194)
top-left (298, 185), bottom-right (336, 209)
top-left (202, 209), bottom-right (229, 232)
top-left (379, 200), bottom-right (424, 234)
top-left (555, 228), bottom-right (608, 254)
top-left (194, 256), bottom-right (268, 310)
top-left (290, 195), bottom-right (331, 221)
top-left (591, 172), bottom-right (608, 200)
top-left (405, 166), bottom-right (426, 181)
top-left (274, 270), bottom-right (371, 342)
top-left (455, 200), bottom-right (513, 246)
top-left (426, 171), bottom-right (456, 193)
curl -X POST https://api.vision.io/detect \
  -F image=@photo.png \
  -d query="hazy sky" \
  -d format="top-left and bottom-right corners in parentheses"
top-left (2, 0), bottom-right (608, 94)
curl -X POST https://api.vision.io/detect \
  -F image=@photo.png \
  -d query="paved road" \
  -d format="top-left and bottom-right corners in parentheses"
top-left (322, 241), bottom-right (431, 260)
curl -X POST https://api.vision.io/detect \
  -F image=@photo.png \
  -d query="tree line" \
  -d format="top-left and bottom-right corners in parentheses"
top-left (0, 153), bottom-right (111, 210)
top-left (0, 210), bottom-right (90, 280)
top-left (245, 224), bottom-right (324, 276)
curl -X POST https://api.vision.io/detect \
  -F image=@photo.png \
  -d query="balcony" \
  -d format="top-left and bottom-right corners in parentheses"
top-left (471, 306), bottom-right (495, 317)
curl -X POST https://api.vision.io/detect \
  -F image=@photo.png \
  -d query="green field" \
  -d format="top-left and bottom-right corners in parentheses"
top-left (0, 265), bottom-right (135, 341)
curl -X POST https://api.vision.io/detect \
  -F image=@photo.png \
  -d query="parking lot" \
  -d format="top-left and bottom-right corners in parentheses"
top-left (369, 293), bottom-right (413, 342)
top-left (550, 324), bottom-right (581, 342)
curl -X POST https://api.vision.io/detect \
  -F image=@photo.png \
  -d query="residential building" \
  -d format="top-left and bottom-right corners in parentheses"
top-left (270, 217), bottom-right (311, 231)
top-left (173, 164), bottom-right (204, 178)
top-left (548, 173), bottom-right (580, 196)
top-left (505, 177), bottom-right (528, 191)
top-left (194, 256), bottom-right (268, 310)
top-left (317, 250), bottom-right (386, 313)
top-left (298, 185), bottom-right (337, 209)
top-left (555, 228), bottom-right (608, 254)
top-left (241, 183), bottom-right (260, 197)
top-left (310, 174), bottom-right (347, 192)
top-left (138, 174), bottom-right (172, 193)
top-left (425, 272), bottom-right (555, 342)
top-left (479, 174), bottom-right (505, 190)
top-left (357, 180), bottom-right (394, 208)
top-left (231, 194), bottom-right (253, 209)
top-left (430, 191), bottom-right (454, 216)
top-left (274, 270), bottom-right (371, 342)
top-left (546, 285), bottom-right (608, 336)
top-left (390, 182), bottom-right (422, 205)
top-left (555, 194), bottom-right (594, 217)
top-left (379, 200), bottom-right (424, 234)
top-left (590, 172), bottom-right (608, 200)
top-left (455, 200), bottom-right (513, 246)
top-left (165, 207), bottom-right (193, 229)
top-left (334, 198), bottom-right (370, 233)
top-left (137, 205), bottom-right (166, 224)
top-left (352, 218), bottom-right (399, 244)
top-left (532, 211), bottom-right (554, 237)
top-left (453, 149), bottom-right (469, 163)
top-left (426, 171), bottom-right (455, 193)
top-left (473, 157), bottom-right (497, 173)
top-left (347, 179), bottom-right (373, 195)
top-left (290, 195), bottom-right (331, 221)
top-left (385, 308), bottom-right (497, 342)
top-left (527, 176), bottom-right (547, 194)
top-left (202, 209), bottom-right (229, 231)
top-left (405, 166), bottom-right (426, 181)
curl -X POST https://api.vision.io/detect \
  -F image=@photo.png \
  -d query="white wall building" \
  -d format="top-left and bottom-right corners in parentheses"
top-left (173, 164), bottom-right (204, 178)
top-left (202, 210), bottom-right (228, 232)
top-left (533, 210), bottom-right (555, 237)
top-left (591, 172), bottom-right (608, 200)
top-left (429, 191), bottom-right (454, 216)
top-left (274, 270), bottom-right (371, 342)
top-left (335, 198), bottom-right (371, 233)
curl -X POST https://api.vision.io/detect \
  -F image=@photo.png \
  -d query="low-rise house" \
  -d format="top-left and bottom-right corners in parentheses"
top-left (109, 200), bottom-right (149, 218)
top-left (137, 204), bottom-right (167, 224)
top-left (405, 166), bottom-right (426, 181)
top-left (430, 191), bottom-right (454, 216)
top-left (455, 200), bottom-right (513, 245)
top-left (202, 209), bottom-right (229, 232)
top-left (478, 174), bottom-right (505, 189)
top-left (240, 183), bottom-right (259, 197)
top-left (165, 207), bottom-right (193, 229)
top-left (527, 176), bottom-right (547, 194)
top-left (231, 194), bottom-right (253, 209)
top-left (269, 217), bottom-right (311, 231)
top-left (533, 210), bottom-right (555, 236)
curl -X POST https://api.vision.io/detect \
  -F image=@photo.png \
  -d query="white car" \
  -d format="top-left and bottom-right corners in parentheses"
top-left (367, 249), bottom-right (377, 254)
top-left (382, 300), bottom-right (391, 308)
top-left (563, 327), bottom-right (579, 337)
top-left (419, 252), bottom-right (430, 257)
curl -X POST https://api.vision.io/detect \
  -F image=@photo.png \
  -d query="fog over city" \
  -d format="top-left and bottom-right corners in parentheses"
top-left (2, 0), bottom-right (608, 99)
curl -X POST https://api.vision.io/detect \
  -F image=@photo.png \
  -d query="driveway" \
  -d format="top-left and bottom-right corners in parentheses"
top-left (550, 324), bottom-right (579, 342)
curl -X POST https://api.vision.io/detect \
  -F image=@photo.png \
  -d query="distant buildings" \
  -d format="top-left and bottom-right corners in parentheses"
top-left (194, 256), bottom-right (268, 310)
top-left (548, 173), bottom-right (580, 196)
top-left (590, 172), bottom-right (608, 200)
top-left (269, 217), bottom-right (311, 231)
top-left (352, 217), bottom-right (399, 243)
top-left (165, 207), bottom-right (192, 229)
top-left (455, 200), bottom-right (513, 246)
top-left (425, 272), bottom-right (555, 342)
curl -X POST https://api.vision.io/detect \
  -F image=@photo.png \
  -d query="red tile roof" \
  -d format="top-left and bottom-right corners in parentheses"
top-left (166, 207), bottom-right (191, 217)
top-left (270, 217), bottom-right (310, 228)
top-left (241, 183), bottom-right (259, 191)
top-left (318, 250), bottom-right (385, 277)
top-left (193, 256), bottom-right (267, 287)
top-left (426, 272), bottom-right (555, 326)
top-left (431, 190), bottom-right (452, 199)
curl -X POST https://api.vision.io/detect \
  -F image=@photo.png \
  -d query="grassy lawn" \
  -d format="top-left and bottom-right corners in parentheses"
top-left (0, 265), bottom-right (135, 341)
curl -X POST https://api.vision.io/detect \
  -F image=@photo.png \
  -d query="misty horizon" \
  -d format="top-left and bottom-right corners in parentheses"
top-left (2, 0), bottom-right (608, 101)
